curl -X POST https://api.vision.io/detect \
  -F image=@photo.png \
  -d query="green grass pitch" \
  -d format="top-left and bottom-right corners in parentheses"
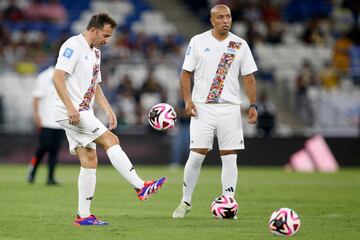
top-left (0, 164), bottom-right (359, 239)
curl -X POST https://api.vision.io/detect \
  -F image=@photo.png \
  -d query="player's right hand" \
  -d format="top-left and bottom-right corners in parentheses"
top-left (185, 100), bottom-right (196, 117)
top-left (68, 107), bottom-right (80, 126)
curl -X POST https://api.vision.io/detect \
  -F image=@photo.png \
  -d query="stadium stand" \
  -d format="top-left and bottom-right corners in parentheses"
top-left (0, 0), bottom-right (359, 137)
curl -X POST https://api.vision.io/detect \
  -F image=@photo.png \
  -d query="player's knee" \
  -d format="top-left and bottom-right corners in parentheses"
top-left (96, 131), bottom-right (119, 149)
top-left (86, 152), bottom-right (98, 165)
top-left (108, 131), bottom-right (119, 146)
top-left (220, 150), bottom-right (239, 155)
top-left (191, 148), bottom-right (208, 155)
top-left (88, 155), bottom-right (98, 164)
top-left (78, 150), bottom-right (98, 168)
top-left (104, 131), bottom-right (119, 149)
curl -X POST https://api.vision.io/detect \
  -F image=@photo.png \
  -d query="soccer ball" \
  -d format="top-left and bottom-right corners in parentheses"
top-left (269, 208), bottom-right (301, 236)
top-left (211, 195), bottom-right (238, 219)
top-left (148, 103), bottom-right (177, 131)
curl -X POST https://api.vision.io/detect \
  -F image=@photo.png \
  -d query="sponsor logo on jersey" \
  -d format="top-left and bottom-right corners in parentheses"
top-left (226, 48), bottom-right (236, 54)
top-left (204, 47), bottom-right (210, 52)
top-left (63, 47), bottom-right (74, 59)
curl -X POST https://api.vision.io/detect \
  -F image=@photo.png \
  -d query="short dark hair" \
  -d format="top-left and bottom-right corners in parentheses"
top-left (86, 13), bottom-right (117, 30)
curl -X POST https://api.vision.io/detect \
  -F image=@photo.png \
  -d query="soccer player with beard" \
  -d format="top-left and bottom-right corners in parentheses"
top-left (53, 13), bottom-right (167, 225)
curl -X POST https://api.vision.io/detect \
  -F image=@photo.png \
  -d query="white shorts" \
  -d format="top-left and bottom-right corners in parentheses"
top-left (190, 103), bottom-right (245, 151)
top-left (57, 111), bottom-right (108, 155)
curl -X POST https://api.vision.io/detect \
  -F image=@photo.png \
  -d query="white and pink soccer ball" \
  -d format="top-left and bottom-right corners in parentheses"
top-left (269, 207), bottom-right (301, 236)
top-left (211, 195), bottom-right (238, 219)
top-left (148, 103), bottom-right (177, 131)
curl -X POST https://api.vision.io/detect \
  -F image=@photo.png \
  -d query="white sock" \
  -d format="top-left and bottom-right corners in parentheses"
top-left (181, 151), bottom-right (206, 205)
top-left (106, 145), bottom-right (144, 189)
top-left (78, 167), bottom-right (96, 218)
top-left (221, 154), bottom-right (238, 197)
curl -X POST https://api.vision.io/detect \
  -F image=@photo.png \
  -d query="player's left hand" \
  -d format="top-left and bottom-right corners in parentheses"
top-left (247, 108), bottom-right (258, 124)
top-left (108, 112), bottom-right (117, 130)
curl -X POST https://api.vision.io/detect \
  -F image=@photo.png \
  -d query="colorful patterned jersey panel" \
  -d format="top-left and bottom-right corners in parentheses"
top-left (206, 41), bottom-right (241, 103)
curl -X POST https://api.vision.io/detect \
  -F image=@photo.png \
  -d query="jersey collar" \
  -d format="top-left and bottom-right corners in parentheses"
top-left (79, 34), bottom-right (92, 52)
top-left (209, 30), bottom-right (231, 44)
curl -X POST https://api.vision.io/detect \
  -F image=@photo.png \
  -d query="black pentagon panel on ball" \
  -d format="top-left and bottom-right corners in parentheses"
top-left (221, 207), bottom-right (237, 219)
top-left (149, 109), bottom-right (158, 119)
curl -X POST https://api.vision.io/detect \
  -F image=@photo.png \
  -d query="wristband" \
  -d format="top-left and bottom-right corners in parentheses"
top-left (248, 104), bottom-right (258, 110)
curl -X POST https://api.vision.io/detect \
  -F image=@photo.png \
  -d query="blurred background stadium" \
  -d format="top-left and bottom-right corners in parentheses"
top-left (0, 0), bottom-right (359, 166)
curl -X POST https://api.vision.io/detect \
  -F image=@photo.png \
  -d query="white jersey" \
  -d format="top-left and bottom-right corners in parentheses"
top-left (54, 34), bottom-right (102, 121)
top-left (32, 66), bottom-right (62, 129)
top-left (183, 30), bottom-right (257, 104)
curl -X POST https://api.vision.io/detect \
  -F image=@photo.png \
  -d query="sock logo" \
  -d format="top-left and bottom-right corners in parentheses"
top-left (86, 196), bottom-right (94, 201)
top-left (92, 127), bottom-right (99, 134)
top-left (225, 187), bottom-right (234, 192)
top-left (183, 181), bottom-right (187, 187)
top-left (129, 167), bottom-right (135, 171)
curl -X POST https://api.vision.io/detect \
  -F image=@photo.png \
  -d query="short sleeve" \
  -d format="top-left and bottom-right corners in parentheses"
top-left (240, 41), bottom-right (258, 76)
top-left (55, 39), bottom-right (81, 74)
top-left (182, 38), bottom-right (196, 72)
top-left (32, 74), bottom-right (46, 98)
top-left (97, 70), bottom-right (102, 83)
